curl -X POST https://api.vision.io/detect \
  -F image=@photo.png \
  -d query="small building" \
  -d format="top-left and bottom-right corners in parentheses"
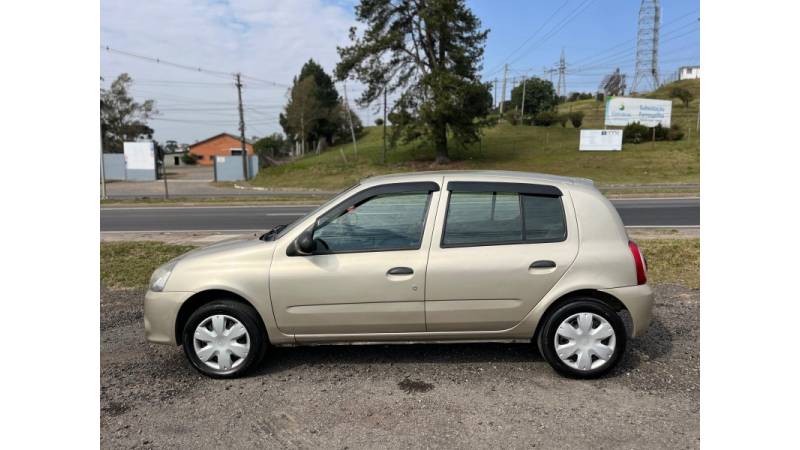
top-left (188, 133), bottom-right (254, 166)
top-left (678, 66), bottom-right (700, 80)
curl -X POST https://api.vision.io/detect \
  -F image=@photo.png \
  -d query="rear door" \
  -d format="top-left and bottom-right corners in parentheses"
top-left (425, 180), bottom-right (579, 332)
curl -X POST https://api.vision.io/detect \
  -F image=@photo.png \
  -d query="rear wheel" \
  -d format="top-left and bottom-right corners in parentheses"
top-left (182, 300), bottom-right (266, 378)
top-left (538, 299), bottom-right (626, 378)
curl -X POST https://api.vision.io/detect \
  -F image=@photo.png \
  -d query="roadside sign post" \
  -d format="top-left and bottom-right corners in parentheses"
top-left (579, 129), bottom-right (622, 151)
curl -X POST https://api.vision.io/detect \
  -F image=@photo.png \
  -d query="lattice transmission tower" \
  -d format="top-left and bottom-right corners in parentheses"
top-left (556, 48), bottom-right (567, 98)
top-left (631, 0), bottom-right (661, 93)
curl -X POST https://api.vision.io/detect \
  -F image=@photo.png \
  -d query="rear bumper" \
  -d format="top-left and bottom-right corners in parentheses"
top-left (601, 284), bottom-right (654, 337)
top-left (144, 290), bottom-right (193, 345)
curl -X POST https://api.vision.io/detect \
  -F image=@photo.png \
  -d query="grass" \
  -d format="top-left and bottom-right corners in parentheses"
top-left (638, 238), bottom-right (700, 289)
top-left (250, 80), bottom-right (699, 191)
top-left (101, 242), bottom-right (196, 289)
top-left (100, 237), bottom-right (699, 290)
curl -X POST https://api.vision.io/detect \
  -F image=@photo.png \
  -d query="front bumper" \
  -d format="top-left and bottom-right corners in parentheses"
top-left (144, 290), bottom-right (194, 345)
top-left (601, 284), bottom-right (655, 337)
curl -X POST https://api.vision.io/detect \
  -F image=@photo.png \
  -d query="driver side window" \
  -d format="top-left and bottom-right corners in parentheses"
top-left (313, 192), bottom-right (430, 253)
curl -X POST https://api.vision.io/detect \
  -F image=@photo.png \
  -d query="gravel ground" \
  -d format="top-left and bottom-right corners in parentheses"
top-left (101, 284), bottom-right (699, 449)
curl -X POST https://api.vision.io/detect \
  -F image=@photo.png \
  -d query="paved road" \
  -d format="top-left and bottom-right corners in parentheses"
top-left (100, 198), bottom-right (699, 232)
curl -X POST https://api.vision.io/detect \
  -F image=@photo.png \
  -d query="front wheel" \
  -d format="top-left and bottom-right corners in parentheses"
top-left (538, 299), bottom-right (627, 378)
top-left (182, 300), bottom-right (266, 378)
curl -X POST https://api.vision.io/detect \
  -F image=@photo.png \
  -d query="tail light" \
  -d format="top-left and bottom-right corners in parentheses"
top-left (628, 240), bottom-right (647, 285)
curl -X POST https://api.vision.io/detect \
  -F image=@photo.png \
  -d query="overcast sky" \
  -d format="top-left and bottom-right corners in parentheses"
top-left (100, 0), bottom-right (699, 144)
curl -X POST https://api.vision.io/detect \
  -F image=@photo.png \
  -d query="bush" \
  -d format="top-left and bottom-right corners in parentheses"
top-left (507, 112), bottom-right (519, 126)
top-left (624, 122), bottom-right (684, 144)
top-left (568, 111), bottom-right (585, 128)
top-left (622, 122), bottom-right (650, 143)
top-left (521, 115), bottom-right (533, 126)
top-left (533, 111), bottom-right (557, 126)
top-left (558, 114), bottom-right (569, 127)
top-left (181, 153), bottom-right (198, 165)
top-left (667, 124), bottom-right (685, 141)
top-left (374, 118), bottom-right (384, 126)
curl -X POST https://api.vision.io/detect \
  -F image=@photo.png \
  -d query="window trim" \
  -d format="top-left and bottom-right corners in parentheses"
top-left (440, 182), bottom-right (567, 249)
top-left (295, 181), bottom-right (440, 256)
top-left (446, 181), bottom-right (562, 197)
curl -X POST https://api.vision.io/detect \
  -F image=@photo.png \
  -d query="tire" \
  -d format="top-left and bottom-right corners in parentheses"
top-left (182, 300), bottom-right (267, 378)
top-left (537, 299), bottom-right (627, 379)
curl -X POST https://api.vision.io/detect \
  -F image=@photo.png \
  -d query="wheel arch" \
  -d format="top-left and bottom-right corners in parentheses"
top-left (175, 289), bottom-right (268, 345)
top-left (532, 289), bottom-right (628, 343)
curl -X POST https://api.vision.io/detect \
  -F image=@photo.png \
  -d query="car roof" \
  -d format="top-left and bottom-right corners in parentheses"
top-left (360, 170), bottom-right (594, 187)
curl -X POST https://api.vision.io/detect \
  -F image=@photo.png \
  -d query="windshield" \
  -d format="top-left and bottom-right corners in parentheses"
top-left (272, 183), bottom-right (360, 240)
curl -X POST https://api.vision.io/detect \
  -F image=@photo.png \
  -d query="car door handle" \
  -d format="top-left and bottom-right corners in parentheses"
top-left (387, 267), bottom-right (414, 276)
top-left (529, 260), bottom-right (556, 269)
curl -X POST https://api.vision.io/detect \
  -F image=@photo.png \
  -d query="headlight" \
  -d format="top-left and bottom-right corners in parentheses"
top-left (149, 260), bottom-right (178, 292)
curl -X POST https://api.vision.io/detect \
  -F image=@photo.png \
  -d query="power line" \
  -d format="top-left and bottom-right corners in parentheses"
top-left (506, 0), bottom-right (597, 67)
top-left (484, 1), bottom-right (573, 77)
top-left (101, 45), bottom-right (290, 88)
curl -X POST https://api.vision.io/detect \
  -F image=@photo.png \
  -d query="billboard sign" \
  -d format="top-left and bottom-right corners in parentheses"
top-left (604, 96), bottom-right (672, 127)
top-left (579, 129), bottom-right (623, 151)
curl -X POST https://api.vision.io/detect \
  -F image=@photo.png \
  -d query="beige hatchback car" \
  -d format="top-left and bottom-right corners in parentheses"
top-left (145, 171), bottom-right (652, 378)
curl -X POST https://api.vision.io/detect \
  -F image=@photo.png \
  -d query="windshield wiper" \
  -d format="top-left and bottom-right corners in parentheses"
top-left (259, 224), bottom-right (287, 241)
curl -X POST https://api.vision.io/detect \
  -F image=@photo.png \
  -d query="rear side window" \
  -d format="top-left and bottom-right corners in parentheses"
top-left (442, 189), bottom-right (566, 247)
top-left (443, 192), bottom-right (521, 245)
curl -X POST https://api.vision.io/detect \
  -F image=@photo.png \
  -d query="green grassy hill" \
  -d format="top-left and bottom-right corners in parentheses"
top-left (251, 80), bottom-right (700, 191)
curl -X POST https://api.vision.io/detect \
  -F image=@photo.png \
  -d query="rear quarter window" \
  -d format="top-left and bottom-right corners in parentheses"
top-left (442, 188), bottom-right (566, 247)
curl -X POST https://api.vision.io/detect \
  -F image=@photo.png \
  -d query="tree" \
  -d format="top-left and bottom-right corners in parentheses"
top-left (332, 99), bottom-right (364, 143)
top-left (336, 0), bottom-right (493, 164)
top-left (100, 73), bottom-right (157, 152)
top-left (280, 77), bottom-right (325, 155)
top-left (600, 68), bottom-right (627, 96)
top-left (298, 59), bottom-right (341, 144)
top-left (670, 87), bottom-right (694, 108)
top-left (510, 77), bottom-right (557, 117)
top-left (254, 133), bottom-right (289, 163)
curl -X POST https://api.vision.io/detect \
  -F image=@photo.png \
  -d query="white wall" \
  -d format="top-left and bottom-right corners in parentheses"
top-left (679, 67), bottom-right (700, 80)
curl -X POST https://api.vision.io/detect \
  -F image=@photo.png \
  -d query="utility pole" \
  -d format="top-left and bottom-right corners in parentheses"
top-left (382, 87), bottom-right (388, 164)
top-left (342, 81), bottom-right (358, 158)
top-left (235, 73), bottom-right (248, 180)
top-left (520, 76), bottom-right (527, 117)
top-left (500, 64), bottom-right (508, 116)
top-left (99, 122), bottom-right (107, 200)
top-left (162, 151), bottom-right (169, 199)
top-left (493, 79), bottom-right (498, 108)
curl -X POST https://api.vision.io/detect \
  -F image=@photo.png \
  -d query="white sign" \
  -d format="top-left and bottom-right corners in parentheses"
top-left (604, 96), bottom-right (672, 127)
top-left (579, 129), bottom-right (623, 151)
top-left (123, 141), bottom-right (155, 170)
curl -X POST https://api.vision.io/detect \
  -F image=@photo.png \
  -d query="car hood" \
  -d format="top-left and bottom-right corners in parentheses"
top-left (164, 236), bottom-right (277, 293)
top-left (178, 236), bottom-right (271, 262)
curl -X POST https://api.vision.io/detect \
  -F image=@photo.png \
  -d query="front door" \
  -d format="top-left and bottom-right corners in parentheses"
top-left (425, 180), bottom-right (579, 332)
top-left (269, 182), bottom-right (441, 337)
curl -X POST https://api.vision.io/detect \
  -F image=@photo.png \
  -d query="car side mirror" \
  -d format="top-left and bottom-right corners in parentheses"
top-left (293, 228), bottom-right (315, 255)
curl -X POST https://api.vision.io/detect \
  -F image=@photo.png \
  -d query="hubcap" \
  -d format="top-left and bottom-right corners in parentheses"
top-left (554, 312), bottom-right (616, 371)
top-left (193, 315), bottom-right (250, 372)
